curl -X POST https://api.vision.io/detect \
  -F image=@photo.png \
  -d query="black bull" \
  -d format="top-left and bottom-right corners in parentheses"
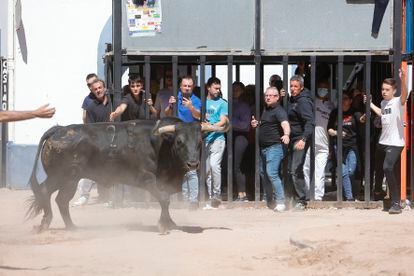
top-left (27, 117), bottom-right (228, 233)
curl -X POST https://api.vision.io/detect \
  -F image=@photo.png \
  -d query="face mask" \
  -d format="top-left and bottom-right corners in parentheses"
top-left (317, 88), bottom-right (329, 98)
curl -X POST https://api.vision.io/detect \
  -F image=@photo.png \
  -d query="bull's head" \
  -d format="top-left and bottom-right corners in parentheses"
top-left (154, 121), bottom-right (202, 171)
top-left (153, 119), bottom-right (229, 172)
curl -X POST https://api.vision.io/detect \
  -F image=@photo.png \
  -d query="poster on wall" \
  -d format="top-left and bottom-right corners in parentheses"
top-left (126, 0), bottom-right (162, 37)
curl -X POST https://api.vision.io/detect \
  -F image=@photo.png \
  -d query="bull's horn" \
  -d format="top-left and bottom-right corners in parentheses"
top-left (156, 125), bottom-right (176, 135)
top-left (201, 119), bottom-right (230, 133)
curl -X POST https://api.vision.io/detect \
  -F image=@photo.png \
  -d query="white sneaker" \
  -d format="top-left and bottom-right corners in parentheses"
top-left (274, 203), bottom-right (286, 212)
top-left (202, 203), bottom-right (218, 210)
top-left (72, 196), bottom-right (88, 207)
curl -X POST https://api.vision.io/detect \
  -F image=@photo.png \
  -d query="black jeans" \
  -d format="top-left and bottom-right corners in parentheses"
top-left (378, 144), bottom-right (404, 204)
top-left (288, 142), bottom-right (309, 201)
top-left (234, 135), bottom-right (249, 193)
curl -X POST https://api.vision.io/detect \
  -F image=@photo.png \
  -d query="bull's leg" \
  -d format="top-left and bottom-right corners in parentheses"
top-left (55, 180), bottom-right (78, 230)
top-left (141, 173), bottom-right (176, 234)
top-left (158, 192), bottom-right (177, 233)
top-left (33, 182), bottom-right (55, 233)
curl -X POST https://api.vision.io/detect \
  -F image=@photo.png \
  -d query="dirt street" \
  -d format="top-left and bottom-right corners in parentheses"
top-left (1, 188), bottom-right (414, 276)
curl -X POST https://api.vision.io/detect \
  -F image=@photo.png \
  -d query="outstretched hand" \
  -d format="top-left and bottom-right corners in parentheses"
top-left (34, 104), bottom-right (56, 118)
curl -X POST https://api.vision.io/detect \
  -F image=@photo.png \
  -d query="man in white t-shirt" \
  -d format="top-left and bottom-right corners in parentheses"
top-left (303, 80), bottom-right (334, 200)
top-left (369, 69), bottom-right (408, 214)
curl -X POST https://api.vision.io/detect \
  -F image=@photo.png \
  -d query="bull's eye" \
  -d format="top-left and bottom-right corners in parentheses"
top-left (176, 136), bottom-right (184, 146)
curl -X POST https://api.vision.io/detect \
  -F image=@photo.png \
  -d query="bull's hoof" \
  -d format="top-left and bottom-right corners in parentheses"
top-left (266, 200), bottom-right (276, 210)
top-left (65, 224), bottom-right (78, 231)
top-left (158, 218), bottom-right (177, 234)
top-left (31, 224), bottom-right (49, 234)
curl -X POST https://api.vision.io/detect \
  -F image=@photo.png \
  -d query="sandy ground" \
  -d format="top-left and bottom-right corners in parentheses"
top-left (1, 188), bottom-right (414, 276)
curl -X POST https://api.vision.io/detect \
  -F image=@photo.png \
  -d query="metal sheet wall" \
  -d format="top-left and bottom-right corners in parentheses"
top-left (121, 0), bottom-right (393, 55)
top-left (122, 0), bottom-right (255, 54)
top-left (261, 0), bottom-right (393, 55)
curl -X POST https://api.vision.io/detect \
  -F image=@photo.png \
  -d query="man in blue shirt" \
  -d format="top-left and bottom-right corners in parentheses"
top-left (165, 76), bottom-right (201, 209)
top-left (203, 77), bottom-right (228, 208)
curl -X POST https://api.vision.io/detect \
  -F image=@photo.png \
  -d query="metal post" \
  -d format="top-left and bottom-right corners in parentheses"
top-left (144, 56), bottom-right (151, 119)
top-left (112, 0), bottom-right (122, 108)
top-left (199, 56), bottom-right (206, 203)
top-left (282, 56), bottom-right (289, 111)
top-left (337, 56), bottom-right (344, 203)
top-left (0, 57), bottom-right (8, 188)
top-left (172, 56), bottom-right (178, 117)
top-left (364, 55), bottom-right (372, 204)
top-left (254, 55), bottom-right (261, 205)
top-left (393, 0), bottom-right (402, 87)
top-left (254, 0), bottom-right (261, 205)
top-left (411, 54), bottom-right (414, 200)
top-left (310, 56), bottom-right (316, 201)
top-left (111, 0), bottom-right (124, 206)
top-left (227, 56), bottom-right (233, 202)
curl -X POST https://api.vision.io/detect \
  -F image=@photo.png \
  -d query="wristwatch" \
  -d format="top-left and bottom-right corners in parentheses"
top-left (300, 137), bottom-right (307, 143)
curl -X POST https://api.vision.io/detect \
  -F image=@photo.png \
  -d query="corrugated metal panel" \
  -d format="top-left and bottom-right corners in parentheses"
top-left (121, 0), bottom-right (393, 55)
top-left (122, 0), bottom-right (255, 55)
top-left (262, 0), bottom-right (393, 55)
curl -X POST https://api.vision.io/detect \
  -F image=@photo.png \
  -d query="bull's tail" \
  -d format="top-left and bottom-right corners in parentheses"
top-left (26, 126), bottom-right (61, 220)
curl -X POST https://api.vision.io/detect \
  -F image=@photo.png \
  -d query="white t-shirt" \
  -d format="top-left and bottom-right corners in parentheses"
top-left (379, 96), bottom-right (405, 147)
top-left (314, 98), bottom-right (334, 148)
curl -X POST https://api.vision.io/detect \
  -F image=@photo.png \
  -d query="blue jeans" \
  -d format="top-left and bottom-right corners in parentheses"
top-left (182, 170), bottom-right (199, 203)
top-left (342, 150), bottom-right (357, 200)
top-left (260, 144), bottom-right (285, 203)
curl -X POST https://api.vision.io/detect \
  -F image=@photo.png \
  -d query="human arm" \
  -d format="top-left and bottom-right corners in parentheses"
top-left (164, 96), bottom-right (176, 117)
top-left (400, 68), bottom-right (408, 105)
top-left (109, 103), bottom-right (127, 121)
top-left (146, 98), bottom-right (160, 118)
top-left (82, 109), bottom-right (87, 124)
top-left (280, 120), bottom-right (290, 145)
top-left (369, 102), bottom-right (382, 117)
top-left (0, 104), bottom-right (55, 123)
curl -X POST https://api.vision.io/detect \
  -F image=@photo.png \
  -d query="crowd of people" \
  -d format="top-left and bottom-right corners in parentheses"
top-left (69, 66), bottom-right (409, 214)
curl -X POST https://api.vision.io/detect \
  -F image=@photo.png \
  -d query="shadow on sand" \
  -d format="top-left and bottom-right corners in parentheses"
top-left (126, 223), bottom-right (232, 234)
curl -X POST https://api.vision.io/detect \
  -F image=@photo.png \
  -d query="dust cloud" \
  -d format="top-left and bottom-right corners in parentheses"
top-left (1, 188), bottom-right (414, 275)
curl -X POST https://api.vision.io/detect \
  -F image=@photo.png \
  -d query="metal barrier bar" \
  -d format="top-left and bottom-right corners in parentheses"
top-left (282, 56), bottom-right (288, 111)
top-left (144, 56), bottom-right (151, 119)
top-left (364, 55), bottom-right (372, 204)
top-left (227, 55), bottom-right (234, 202)
top-left (337, 56), bottom-right (344, 203)
top-left (172, 56), bottom-right (178, 116)
top-left (199, 56), bottom-right (207, 202)
top-left (310, 56), bottom-right (316, 201)
top-left (112, 0), bottom-right (122, 107)
top-left (254, 55), bottom-right (261, 205)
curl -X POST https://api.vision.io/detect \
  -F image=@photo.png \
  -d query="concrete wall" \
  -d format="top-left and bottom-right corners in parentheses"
top-left (4, 0), bottom-right (112, 188)
top-left (12, 0), bottom-right (112, 145)
top-left (0, 1), bottom-right (8, 57)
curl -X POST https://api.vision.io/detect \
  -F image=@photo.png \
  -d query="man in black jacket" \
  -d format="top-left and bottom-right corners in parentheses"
top-left (287, 75), bottom-right (315, 210)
